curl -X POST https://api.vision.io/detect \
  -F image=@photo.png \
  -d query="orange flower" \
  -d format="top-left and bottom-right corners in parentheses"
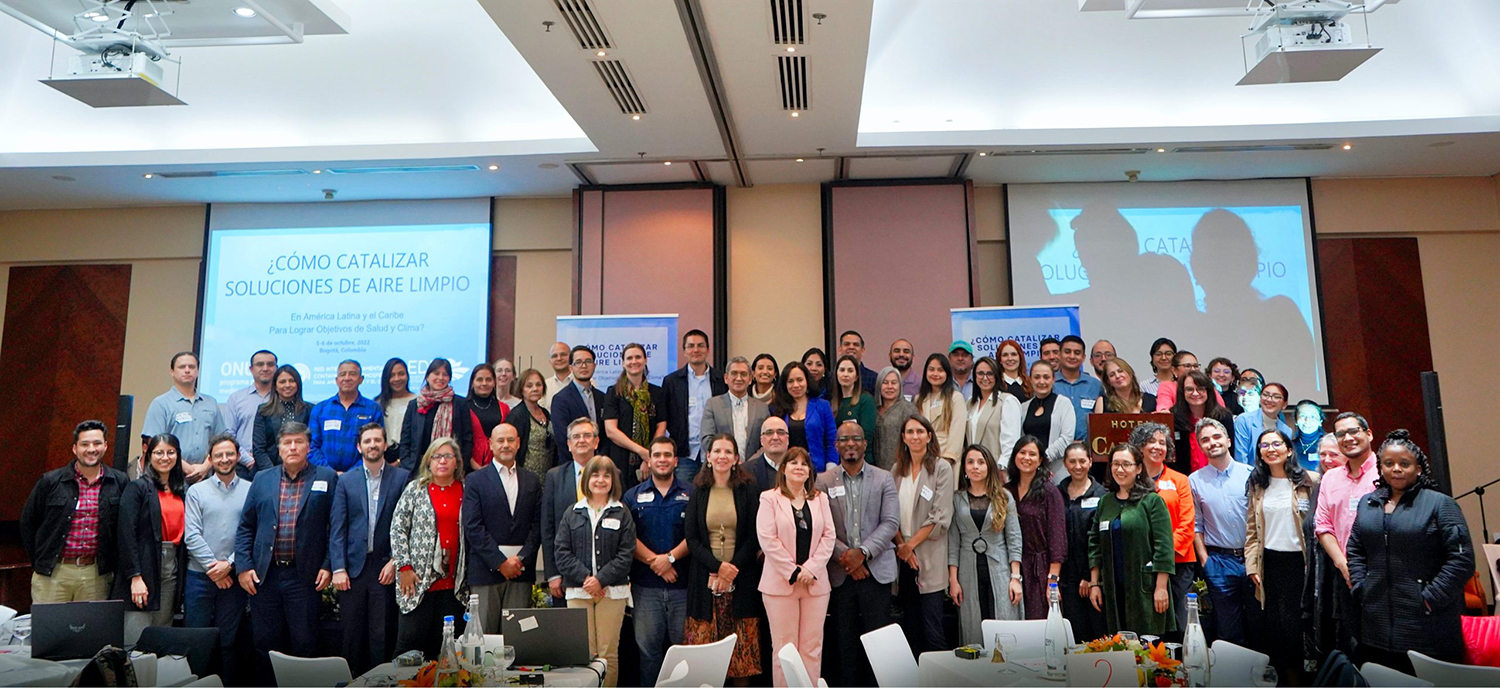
top-left (1147, 642), bottom-right (1182, 669)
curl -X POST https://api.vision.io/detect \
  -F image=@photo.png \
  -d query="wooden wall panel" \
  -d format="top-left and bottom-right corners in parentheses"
top-left (0, 265), bottom-right (131, 521)
top-left (488, 255), bottom-right (518, 364)
top-left (1316, 237), bottom-right (1432, 449)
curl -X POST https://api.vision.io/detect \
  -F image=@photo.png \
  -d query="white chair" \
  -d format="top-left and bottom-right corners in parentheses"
top-left (859, 623), bottom-right (919, 688)
top-left (1207, 640), bottom-right (1269, 687)
top-left (183, 676), bottom-right (223, 687)
top-left (655, 632), bottom-right (737, 687)
top-left (268, 651), bottom-right (353, 687)
top-left (155, 655), bottom-right (193, 686)
top-left (777, 643), bottom-right (814, 688)
top-left (1408, 650), bottom-right (1500, 686)
top-left (129, 652), bottom-right (158, 687)
top-left (1360, 662), bottom-right (1433, 687)
top-left (979, 618), bottom-right (1076, 658)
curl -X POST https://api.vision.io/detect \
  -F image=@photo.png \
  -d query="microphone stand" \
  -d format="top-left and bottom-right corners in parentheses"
top-left (1455, 476), bottom-right (1500, 544)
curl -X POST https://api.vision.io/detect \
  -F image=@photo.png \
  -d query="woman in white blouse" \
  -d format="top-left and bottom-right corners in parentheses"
top-left (914, 353), bottom-right (968, 491)
top-left (967, 356), bottom-right (1022, 466)
top-left (1244, 429), bottom-right (1318, 682)
top-left (1018, 361), bottom-right (1075, 480)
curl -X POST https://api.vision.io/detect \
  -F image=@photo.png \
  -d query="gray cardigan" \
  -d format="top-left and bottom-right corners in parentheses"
top-left (949, 490), bottom-right (1025, 645)
top-left (875, 399), bottom-right (919, 471)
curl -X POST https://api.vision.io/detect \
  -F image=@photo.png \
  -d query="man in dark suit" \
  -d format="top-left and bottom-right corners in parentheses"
top-left (465, 423), bottom-right (542, 629)
top-left (816, 420), bottom-right (900, 687)
top-left (745, 416), bottom-right (789, 493)
top-left (699, 356), bottom-right (771, 465)
top-left (329, 422), bottom-right (411, 675)
top-left (549, 345), bottom-right (612, 466)
top-left (541, 417), bottom-right (599, 604)
top-left (235, 421), bottom-right (338, 683)
top-left (661, 329), bottom-right (727, 483)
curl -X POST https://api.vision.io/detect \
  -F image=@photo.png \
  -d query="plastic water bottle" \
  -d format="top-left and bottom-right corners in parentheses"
top-left (1183, 593), bottom-right (1211, 686)
top-left (1044, 582), bottom-right (1068, 677)
top-left (436, 615), bottom-right (461, 682)
top-left (460, 593), bottom-right (485, 671)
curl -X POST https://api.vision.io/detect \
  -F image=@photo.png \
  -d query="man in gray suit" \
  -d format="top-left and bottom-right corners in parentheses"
top-left (699, 357), bottom-right (770, 464)
top-left (816, 420), bottom-right (900, 687)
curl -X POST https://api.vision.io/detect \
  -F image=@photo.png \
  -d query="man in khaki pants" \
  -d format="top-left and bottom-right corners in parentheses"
top-left (21, 420), bottom-right (130, 602)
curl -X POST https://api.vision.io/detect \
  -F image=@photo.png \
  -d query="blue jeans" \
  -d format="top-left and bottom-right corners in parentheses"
top-left (183, 570), bottom-right (246, 680)
top-left (675, 459), bottom-right (702, 487)
top-left (1203, 551), bottom-right (1257, 645)
top-left (633, 585), bottom-right (688, 686)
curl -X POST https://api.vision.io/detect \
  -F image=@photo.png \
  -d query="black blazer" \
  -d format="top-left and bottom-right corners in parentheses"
top-left (540, 459), bottom-right (583, 583)
top-left (744, 456), bottom-right (779, 495)
top-left (684, 480), bottom-right (763, 621)
top-left (503, 402), bottom-right (551, 470)
top-left (463, 462), bottom-right (543, 587)
top-left (234, 464), bottom-right (338, 583)
top-left (252, 406), bottom-right (311, 473)
top-left (20, 463), bottom-right (129, 577)
top-left (112, 478), bottom-right (187, 612)
top-left (549, 383), bottom-right (613, 466)
top-left (329, 463), bottom-right (411, 579)
top-left (661, 366), bottom-right (727, 460)
top-left (400, 395), bottom-right (474, 466)
top-left (554, 501), bottom-right (635, 589)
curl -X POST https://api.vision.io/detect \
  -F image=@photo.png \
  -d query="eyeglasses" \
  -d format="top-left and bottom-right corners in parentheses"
top-left (761, 429), bottom-right (790, 437)
top-left (835, 437), bottom-right (866, 444)
top-left (1176, 362), bottom-right (1202, 370)
top-left (1261, 393), bottom-right (1284, 401)
top-left (1110, 462), bottom-right (1137, 469)
top-left (1333, 428), bottom-right (1364, 438)
top-left (431, 452), bottom-right (458, 461)
top-left (974, 370), bottom-right (995, 378)
top-left (572, 360), bottom-right (595, 367)
top-left (569, 433), bottom-right (596, 441)
top-left (1259, 440), bottom-right (1286, 449)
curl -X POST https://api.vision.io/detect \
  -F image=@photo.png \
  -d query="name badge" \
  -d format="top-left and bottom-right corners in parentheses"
top-left (1158, 480), bottom-right (1176, 491)
top-left (1081, 497), bottom-right (1100, 509)
top-left (323, 419), bottom-right (342, 432)
top-left (1099, 521), bottom-right (1110, 532)
top-left (173, 412), bottom-right (194, 424)
top-left (1347, 495), bottom-right (1361, 511)
top-left (1080, 398), bottom-right (1097, 411)
top-left (1296, 498), bottom-right (1311, 513)
top-left (602, 518), bottom-right (621, 531)
top-left (829, 485), bottom-right (846, 498)
top-left (920, 485), bottom-right (934, 501)
top-left (675, 493), bottom-right (690, 501)
top-left (311, 480), bottom-right (329, 492)
top-left (637, 492), bottom-right (655, 503)
top-left (688, 396), bottom-right (699, 408)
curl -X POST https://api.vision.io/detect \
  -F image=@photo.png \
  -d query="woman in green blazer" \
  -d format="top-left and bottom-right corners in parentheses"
top-left (830, 355), bottom-right (878, 465)
top-left (1087, 443), bottom-right (1177, 636)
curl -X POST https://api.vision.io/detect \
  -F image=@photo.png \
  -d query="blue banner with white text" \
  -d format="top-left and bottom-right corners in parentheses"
top-left (950, 305), bottom-right (1081, 363)
top-left (556, 315), bottom-right (679, 387)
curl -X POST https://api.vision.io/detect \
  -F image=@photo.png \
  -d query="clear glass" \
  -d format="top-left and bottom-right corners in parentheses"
top-left (991, 633), bottom-right (1019, 674)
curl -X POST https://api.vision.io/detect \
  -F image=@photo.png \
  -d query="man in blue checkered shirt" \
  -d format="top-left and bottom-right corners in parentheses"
top-left (308, 360), bottom-right (383, 473)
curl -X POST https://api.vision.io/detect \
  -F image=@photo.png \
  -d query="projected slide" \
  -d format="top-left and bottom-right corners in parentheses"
top-left (1008, 180), bottom-right (1328, 402)
top-left (199, 214), bottom-right (491, 401)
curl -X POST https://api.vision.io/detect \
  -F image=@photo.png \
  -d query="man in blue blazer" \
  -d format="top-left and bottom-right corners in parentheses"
top-left (550, 346), bottom-right (613, 466)
top-left (464, 423), bottom-right (542, 629)
top-left (661, 329), bottom-right (726, 481)
top-left (235, 421), bottom-right (338, 683)
top-left (329, 423), bottom-right (411, 675)
top-left (541, 417), bottom-right (599, 604)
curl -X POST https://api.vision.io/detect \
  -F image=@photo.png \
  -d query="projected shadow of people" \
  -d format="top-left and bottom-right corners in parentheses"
top-left (1189, 208), bottom-right (1315, 388)
top-left (1068, 204), bottom-right (1199, 347)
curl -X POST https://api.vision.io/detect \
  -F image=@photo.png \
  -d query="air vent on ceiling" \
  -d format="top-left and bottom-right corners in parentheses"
top-left (594, 60), bottom-right (646, 114)
top-left (770, 0), bottom-right (804, 45)
top-left (156, 169), bottom-right (307, 178)
top-left (324, 165), bottom-right (481, 174)
top-left (1172, 143), bottom-right (1336, 153)
top-left (777, 55), bottom-right (807, 111)
top-left (554, 0), bottom-right (612, 50)
top-left (990, 148), bottom-right (1152, 156)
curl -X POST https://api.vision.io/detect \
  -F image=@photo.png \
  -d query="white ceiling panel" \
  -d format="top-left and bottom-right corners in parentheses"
top-left (744, 158), bottom-right (838, 185)
top-left (1, 0), bottom-right (351, 43)
top-left (846, 155), bottom-right (958, 180)
top-left (584, 162), bottom-right (700, 186)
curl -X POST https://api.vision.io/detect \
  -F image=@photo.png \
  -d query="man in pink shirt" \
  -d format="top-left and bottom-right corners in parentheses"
top-left (1313, 411), bottom-right (1378, 653)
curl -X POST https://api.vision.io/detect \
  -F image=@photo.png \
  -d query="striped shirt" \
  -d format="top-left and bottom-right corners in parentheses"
top-left (61, 466), bottom-right (103, 559)
top-left (273, 468), bottom-right (309, 562)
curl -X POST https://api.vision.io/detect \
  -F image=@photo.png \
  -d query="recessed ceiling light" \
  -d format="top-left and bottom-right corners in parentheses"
top-left (596, 50), bottom-right (606, 57)
top-left (790, 111), bottom-right (800, 118)
top-left (89, 12), bottom-right (109, 22)
top-left (312, 169), bottom-right (322, 174)
top-left (663, 161), bottom-right (672, 166)
top-left (142, 173), bottom-right (154, 179)
top-left (232, 7), bottom-right (257, 18)
top-left (488, 165), bottom-right (499, 170)
top-left (631, 114), bottom-right (641, 121)
top-left (1156, 148), bottom-right (1166, 153)
top-left (786, 47), bottom-right (796, 53)
top-left (1342, 143), bottom-right (1352, 150)
top-left (977, 152), bottom-right (987, 157)
top-left (795, 158), bottom-right (804, 163)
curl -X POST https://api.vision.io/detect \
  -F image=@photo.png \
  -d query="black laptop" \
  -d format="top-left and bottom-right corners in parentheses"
top-left (31, 600), bottom-right (126, 660)
top-left (501, 607), bottom-right (591, 667)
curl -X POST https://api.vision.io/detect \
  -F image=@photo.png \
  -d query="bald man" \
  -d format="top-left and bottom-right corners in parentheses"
top-left (746, 416), bottom-right (789, 493)
top-left (541, 341), bottom-right (572, 410)
top-left (464, 423), bottom-right (543, 630)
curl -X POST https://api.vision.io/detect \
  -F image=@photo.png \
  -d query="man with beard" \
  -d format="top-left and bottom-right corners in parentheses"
top-left (330, 423), bottom-right (411, 674)
top-left (624, 437), bottom-right (693, 685)
top-left (889, 339), bottom-right (919, 401)
top-left (183, 434), bottom-right (253, 678)
top-left (22, 420), bottom-right (130, 602)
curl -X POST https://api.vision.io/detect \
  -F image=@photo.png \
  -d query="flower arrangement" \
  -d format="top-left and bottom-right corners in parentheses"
top-left (1074, 634), bottom-right (1187, 687)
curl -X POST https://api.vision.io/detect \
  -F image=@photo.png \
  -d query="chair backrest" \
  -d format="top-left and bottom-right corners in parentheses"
top-left (778, 643), bottom-right (814, 688)
top-left (184, 676), bottom-right (223, 687)
top-left (269, 651), bottom-right (353, 688)
top-left (656, 632), bottom-right (737, 687)
top-left (1408, 650), bottom-right (1500, 686)
top-left (978, 618), bottom-right (1076, 658)
top-left (1207, 640), bottom-right (1269, 687)
top-left (1360, 662), bottom-right (1434, 687)
top-left (130, 652), bottom-right (158, 687)
top-left (135, 626), bottom-right (220, 678)
top-left (859, 623), bottom-right (919, 688)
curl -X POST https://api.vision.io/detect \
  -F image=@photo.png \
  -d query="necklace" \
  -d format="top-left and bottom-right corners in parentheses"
top-left (471, 395), bottom-right (494, 410)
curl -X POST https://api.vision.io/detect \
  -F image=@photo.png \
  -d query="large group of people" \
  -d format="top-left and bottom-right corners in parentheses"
top-left (18, 329), bottom-right (1474, 686)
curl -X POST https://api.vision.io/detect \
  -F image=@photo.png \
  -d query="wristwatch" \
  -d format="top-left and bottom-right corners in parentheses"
top-left (666, 553), bottom-right (677, 564)
top-left (1046, 573), bottom-right (1060, 582)
top-left (1010, 573), bottom-right (1023, 581)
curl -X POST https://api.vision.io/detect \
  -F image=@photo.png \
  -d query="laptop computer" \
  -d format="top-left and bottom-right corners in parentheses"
top-left (31, 600), bottom-right (126, 660)
top-left (501, 607), bottom-right (591, 667)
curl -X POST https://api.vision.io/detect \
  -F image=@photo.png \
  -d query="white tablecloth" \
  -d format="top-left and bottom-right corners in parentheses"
top-left (350, 659), bottom-right (608, 687)
top-left (918, 651), bottom-right (1063, 687)
top-left (0, 651), bottom-right (86, 687)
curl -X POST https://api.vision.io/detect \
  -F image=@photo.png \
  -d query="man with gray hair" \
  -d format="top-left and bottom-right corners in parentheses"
top-left (1188, 416), bottom-right (1256, 645)
top-left (699, 356), bottom-right (770, 465)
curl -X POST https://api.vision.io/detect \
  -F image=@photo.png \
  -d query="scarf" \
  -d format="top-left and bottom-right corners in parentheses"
top-left (417, 384), bottom-right (455, 440)
top-left (627, 384), bottom-right (653, 449)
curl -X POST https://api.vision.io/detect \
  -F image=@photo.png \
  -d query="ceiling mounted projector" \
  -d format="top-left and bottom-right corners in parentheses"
top-left (1237, 2), bottom-right (1381, 85)
top-left (42, 44), bottom-right (186, 107)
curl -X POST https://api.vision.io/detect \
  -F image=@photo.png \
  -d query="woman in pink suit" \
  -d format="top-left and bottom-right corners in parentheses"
top-left (757, 447), bottom-right (837, 687)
